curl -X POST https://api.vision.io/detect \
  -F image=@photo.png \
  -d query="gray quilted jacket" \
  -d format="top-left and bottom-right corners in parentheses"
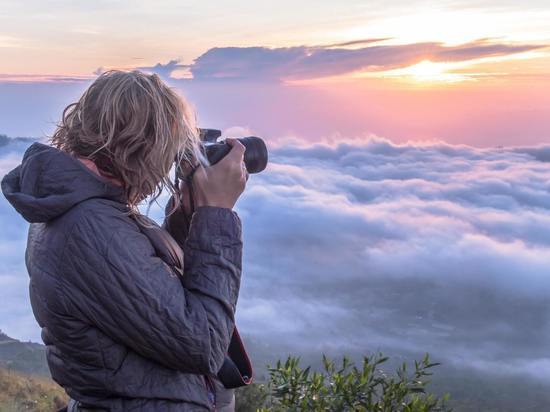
top-left (1, 142), bottom-right (243, 411)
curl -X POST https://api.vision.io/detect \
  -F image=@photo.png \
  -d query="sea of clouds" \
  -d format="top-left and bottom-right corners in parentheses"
top-left (0, 136), bottom-right (549, 381)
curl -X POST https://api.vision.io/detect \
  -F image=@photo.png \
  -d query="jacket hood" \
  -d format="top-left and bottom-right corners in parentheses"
top-left (1, 142), bottom-right (127, 223)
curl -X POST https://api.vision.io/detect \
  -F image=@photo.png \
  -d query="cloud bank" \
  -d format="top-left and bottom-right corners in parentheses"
top-left (230, 137), bottom-right (550, 379)
top-left (0, 136), bottom-right (549, 383)
top-left (147, 39), bottom-right (545, 81)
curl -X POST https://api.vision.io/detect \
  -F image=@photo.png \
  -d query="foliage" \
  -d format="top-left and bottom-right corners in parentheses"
top-left (235, 382), bottom-right (269, 412)
top-left (239, 353), bottom-right (451, 412)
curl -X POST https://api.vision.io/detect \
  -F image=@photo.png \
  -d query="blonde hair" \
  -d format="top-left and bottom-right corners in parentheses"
top-left (49, 70), bottom-right (200, 215)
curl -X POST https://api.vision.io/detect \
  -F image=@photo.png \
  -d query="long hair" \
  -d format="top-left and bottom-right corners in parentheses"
top-left (49, 70), bottom-right (200, 215)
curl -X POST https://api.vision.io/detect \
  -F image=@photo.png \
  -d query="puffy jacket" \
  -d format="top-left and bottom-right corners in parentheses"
top-left (1, 142), bottom-right (243, 411)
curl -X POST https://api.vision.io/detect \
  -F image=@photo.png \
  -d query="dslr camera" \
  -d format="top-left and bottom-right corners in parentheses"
top-left (176, 129), bottom-right (268, 180)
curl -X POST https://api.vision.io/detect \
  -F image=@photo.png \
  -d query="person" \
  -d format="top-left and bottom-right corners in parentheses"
top-left (1, 70), bottom-right (248, 411)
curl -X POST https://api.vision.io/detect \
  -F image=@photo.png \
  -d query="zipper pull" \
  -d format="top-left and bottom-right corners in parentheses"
top-left (204, 375), bottom-right (217, 410)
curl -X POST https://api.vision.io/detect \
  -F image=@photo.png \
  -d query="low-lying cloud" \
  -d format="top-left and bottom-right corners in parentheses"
top-left (0, 136), bottom-right (549, 382)
top-left (231, 137), bottom-right (550, 379)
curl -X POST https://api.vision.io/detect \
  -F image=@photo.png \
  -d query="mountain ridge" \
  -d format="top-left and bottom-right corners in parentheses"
top-left (0, 329), bottom-right (50, 376)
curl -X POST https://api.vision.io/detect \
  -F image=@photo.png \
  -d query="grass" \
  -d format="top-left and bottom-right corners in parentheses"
top-left (0, 367), bottom-right (68, 412)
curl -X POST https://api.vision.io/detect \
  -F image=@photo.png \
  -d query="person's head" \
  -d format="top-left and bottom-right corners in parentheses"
top-left (50, 69), bottom-right (200, 212)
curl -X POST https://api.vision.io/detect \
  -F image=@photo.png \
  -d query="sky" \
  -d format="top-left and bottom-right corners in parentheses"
top-left (0, 0), bottom-right (549, 146)
top-left (1, 0), bottom-right (550, 403)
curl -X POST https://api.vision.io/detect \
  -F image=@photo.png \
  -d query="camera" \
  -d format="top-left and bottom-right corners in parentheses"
top-left (200, 129), bottom-right (268, 173)
top-left (177, 129), bottom-right (268, 180)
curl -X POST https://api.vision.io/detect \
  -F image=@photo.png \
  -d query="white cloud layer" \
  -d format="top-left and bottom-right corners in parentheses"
top-left (233, 137), bottom-right (550, 379)
top-left (0, 136), bottom-right (549, 381)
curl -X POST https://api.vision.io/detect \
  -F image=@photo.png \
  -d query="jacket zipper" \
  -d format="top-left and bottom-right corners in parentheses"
top-left (204, 375), bottom-right (217, 411)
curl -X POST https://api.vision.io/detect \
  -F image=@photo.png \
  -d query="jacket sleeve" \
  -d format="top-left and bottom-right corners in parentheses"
top-left (60, 205), bottom-right (242, 375)
top-left (161, 198), bottom-right (240, 313)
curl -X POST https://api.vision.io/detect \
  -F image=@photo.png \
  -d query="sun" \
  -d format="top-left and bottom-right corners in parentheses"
top-left (378, 60), bottom-right (472, 84)
top-left (406, 61), bottom-right (451, 80)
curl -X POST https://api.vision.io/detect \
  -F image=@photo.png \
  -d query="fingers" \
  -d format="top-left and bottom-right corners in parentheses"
top-left (216, 138), bottom-right (247, 182)
top-left (224, 138), bottom-right (246, 163)
top-left (239, 159), bottom-right (249, 181)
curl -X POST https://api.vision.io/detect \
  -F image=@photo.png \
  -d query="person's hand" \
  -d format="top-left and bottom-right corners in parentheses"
top-left (180, 138), bottom-right (248, 211)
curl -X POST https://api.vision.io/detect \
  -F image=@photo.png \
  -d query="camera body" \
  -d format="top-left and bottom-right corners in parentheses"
top-left (177, 129), bottom-right (268, 180)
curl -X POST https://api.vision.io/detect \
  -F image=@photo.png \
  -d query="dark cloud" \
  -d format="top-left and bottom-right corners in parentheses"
top-left (136, 59), bottom-right (189, 79)
top-left (514, 146), bottom-right (550, 163)
top-left (185, 39), bottom-right (545, 81)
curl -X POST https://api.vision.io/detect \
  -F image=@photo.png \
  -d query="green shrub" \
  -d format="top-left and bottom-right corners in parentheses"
top-left (237, 353), bottom-right (451, 412)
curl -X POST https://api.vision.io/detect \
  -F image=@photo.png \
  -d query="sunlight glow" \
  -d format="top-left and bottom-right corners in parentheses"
top-left (352, 60), bottom-right (474, 85)
top-left (388, 60), bottom-right (471, 83)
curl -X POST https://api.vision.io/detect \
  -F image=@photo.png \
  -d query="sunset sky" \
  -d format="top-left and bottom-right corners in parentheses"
top-left (1, 0), bottom-right (549, 146)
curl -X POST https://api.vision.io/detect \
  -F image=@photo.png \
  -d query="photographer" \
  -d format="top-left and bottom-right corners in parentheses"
top-left (1, 70), bottom-right (246, 411)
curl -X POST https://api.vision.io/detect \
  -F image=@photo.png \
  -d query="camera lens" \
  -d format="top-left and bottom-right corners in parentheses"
top-left (240, 137), bottom-right (268, 174)
top-left (204, 136), bottom-right (268, 174)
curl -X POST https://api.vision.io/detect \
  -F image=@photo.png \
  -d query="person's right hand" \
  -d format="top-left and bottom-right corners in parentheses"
top-left (189, 138), bottom-right (248, 210)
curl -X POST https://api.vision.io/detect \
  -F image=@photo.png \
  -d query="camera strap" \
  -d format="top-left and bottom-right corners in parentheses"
top-left (173, 162), bottom-right (201, 225)
top-left (131, 213), bottom-right (253, 389)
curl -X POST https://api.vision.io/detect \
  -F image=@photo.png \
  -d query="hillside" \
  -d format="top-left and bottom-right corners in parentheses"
top-left (0, 331), bottom-right (67, 411)
top-left (0, 331), bottom-right (50, 376)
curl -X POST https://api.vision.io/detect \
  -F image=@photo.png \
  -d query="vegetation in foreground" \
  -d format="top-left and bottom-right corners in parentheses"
top-left (0, 367), bottom-right (67, 412)
top-left (2, 330), bottom-right (450, 411)
top-left (236, 353), bottom-right (451, 411)
top-left (0, 353), bottom-right (448, 412)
